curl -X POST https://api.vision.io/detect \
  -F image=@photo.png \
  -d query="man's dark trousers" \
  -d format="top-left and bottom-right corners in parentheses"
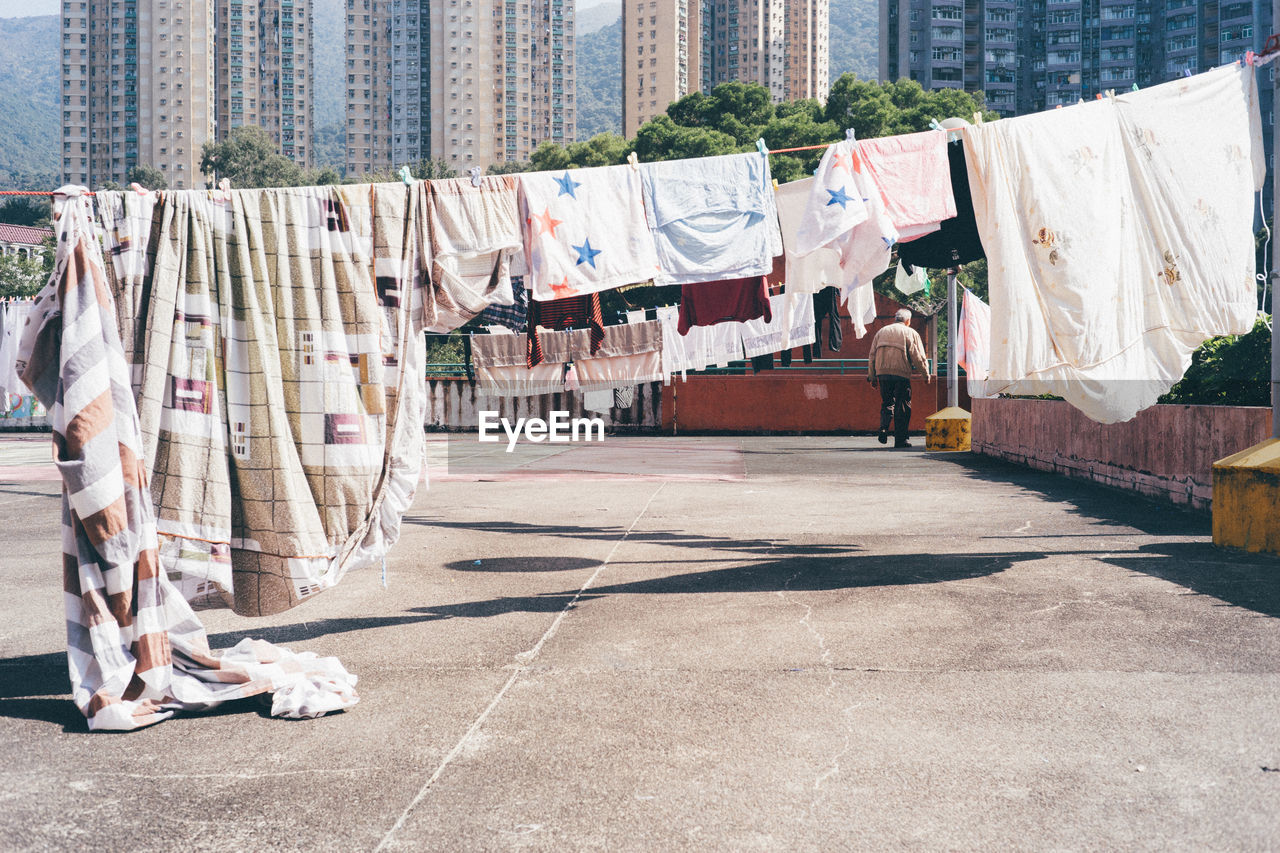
top-left (878, 376), bottom-right (912, 443)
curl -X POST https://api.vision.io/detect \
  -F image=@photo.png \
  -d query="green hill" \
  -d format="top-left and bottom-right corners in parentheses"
top-left (830, 0), bottom-right (879, 83)
top-left (576, 16), bottom-right (622, 139)
top-left (0, 15), bottom-right (60, 190)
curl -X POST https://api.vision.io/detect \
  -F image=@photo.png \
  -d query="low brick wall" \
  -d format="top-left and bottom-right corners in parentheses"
top-left (971, 398), bottom-right (1270, 511)
top-left (424, 378), bottom-right (663, 432)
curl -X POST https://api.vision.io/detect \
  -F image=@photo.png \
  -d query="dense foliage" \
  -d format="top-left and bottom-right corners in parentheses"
top-left (1159, 317), bottom-right (1271, 406)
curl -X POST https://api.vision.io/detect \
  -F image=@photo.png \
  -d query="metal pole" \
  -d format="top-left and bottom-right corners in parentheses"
top-left (1273, 0), bottom-right (1280, 437)
top-left (947, 270), bottom-right (959, 409)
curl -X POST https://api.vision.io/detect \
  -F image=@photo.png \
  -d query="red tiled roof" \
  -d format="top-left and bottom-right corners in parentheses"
top-left (0, 223), bottom-right (53, 246)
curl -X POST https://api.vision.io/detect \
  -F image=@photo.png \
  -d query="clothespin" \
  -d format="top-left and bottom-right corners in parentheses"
top-left (1105, 89), bottom-right (1116, 101)
top-left (1132, 83), bottom-right (1140, 92)
top-left (972, 112), bottom-right (984, 127)
top-left (1055, 104), bottom-right (1063, 109)
top-left (1246, 50), bottom-right (1257, 66)
top-left (398, 165), bottom-right (414, 185)
top-left (627, 151), bottom-right (640, 171)
top-left (468, 167), bottom-right (484, 187)
top-left (1182, 69), bottom-right (1193, 78)
top-left (756, 138), bottom-right (769, 156)
top-left (844, 128), bottom-right (857, 141)
top-left (128, 182), bottom-right (149, 196)
top-left (928, 119), bottom-right (944, 133)
top-left (1095, 93), bottom-right (1104, 100)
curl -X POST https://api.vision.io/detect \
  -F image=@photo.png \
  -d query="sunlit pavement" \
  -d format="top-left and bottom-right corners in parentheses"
top-left (2, 433), bottom-right (1278, 850)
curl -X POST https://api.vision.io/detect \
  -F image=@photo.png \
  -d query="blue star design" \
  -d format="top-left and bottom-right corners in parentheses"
top-left (826, 185), bottom-right (854, 209)
top-left (572, 238), bottom-right (602, 269)
top-left (555, 171), bottom-right (582, 198)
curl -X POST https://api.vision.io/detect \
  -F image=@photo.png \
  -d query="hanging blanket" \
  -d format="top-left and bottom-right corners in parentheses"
top-left (90, 184), bottom-right (427, 615)
top-left (964, 63), bottom-right (1261, 422)
top-left (638, 152), bottom-right (783, 286)
top-left (518, 165), bottom-right (661, 301)
top-left (17, 189), bottom-right (361, 731)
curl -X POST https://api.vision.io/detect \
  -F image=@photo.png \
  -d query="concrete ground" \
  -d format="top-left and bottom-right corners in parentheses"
top-left (2, 434), bottom-right (1279, 851)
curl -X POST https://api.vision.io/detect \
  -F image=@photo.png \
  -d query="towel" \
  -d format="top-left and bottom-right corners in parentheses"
top-left (775, 177), bottom-right (844, 294)
top-left (857, 130), bottom-right (956, 240)
top-left (423, 175), bottom-right (522, 332)
top-left (639, 152), bottom-right (784, 286)
top-left (519, 165), bottom-right (661, 301)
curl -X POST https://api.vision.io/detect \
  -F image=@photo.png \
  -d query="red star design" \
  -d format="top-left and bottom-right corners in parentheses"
top-left (550, 276), bottom-right (578, 298)
top-left (831, 149), bottom-right (854, 174)
top-left (529, 207), bottom-right (564, 238)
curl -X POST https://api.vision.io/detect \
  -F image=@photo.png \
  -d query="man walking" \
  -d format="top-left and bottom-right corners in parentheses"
top-left (867, 308), bottom-right (932, 447)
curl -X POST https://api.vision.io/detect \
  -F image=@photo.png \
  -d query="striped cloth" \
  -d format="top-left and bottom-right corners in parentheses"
top-left (526, 292), bottom-right (604, 367)
top-left (16, 189), bottom-right (360, 731)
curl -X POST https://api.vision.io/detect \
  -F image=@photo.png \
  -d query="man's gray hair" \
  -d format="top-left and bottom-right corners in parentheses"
top-left (895, 308), bottom-right (912, 323)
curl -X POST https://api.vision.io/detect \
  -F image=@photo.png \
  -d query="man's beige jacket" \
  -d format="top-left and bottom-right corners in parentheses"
top-left (867, 322), bottom-right (929, 381)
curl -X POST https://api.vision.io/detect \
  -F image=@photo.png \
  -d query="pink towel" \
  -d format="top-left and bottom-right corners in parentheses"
top-left (857, 131), bottom-right (956, 239)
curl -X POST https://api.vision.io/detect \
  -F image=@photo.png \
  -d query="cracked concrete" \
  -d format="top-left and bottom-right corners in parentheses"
top-left (2, 435), bottom-right (1279, 850)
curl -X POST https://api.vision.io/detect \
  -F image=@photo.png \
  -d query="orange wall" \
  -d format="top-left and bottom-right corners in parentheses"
top-left (660, 375), bottom-right (947, 434)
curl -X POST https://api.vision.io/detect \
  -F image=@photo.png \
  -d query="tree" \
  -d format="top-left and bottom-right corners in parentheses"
top-left (632, 115), bottom-right (738, 163)
top-left (200, 126), bottom-right (305, 188)
top-left (0, 196), bottom-right (50, 228)
top-left (125, 164), bottom-right (168, 190)
top-left (487, 159), bottom-right (534, 175)
top-left (825, 75), bottom-right (998, 140)
top-left (412, 158), bottom-right (459, 180)
top-left (0, 251), bottom-right (49, 298)
top-left (1160, 316), bottom-right (1271, 406)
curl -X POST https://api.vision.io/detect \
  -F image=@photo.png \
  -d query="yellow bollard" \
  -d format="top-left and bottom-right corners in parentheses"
top-left (1212, 438), bottom-right (1280, 553)
top-left (925, 406), bottom-right (971, 452)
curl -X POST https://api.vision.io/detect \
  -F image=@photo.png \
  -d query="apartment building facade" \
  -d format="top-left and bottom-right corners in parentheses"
top-left (345, 0), bottom-right (576, 177)
top-left (622, 0), bottom-right (700, 137)
top-left (623, 0), bottom-right (828, 138)
top-left (62, 0), bottom-right (216, 189)
top-left (881, 0), bottom-right (1272, 118)
top-left (216, 0), bottom-right (314, 167)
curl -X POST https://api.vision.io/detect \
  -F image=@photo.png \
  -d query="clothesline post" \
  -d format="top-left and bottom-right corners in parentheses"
top-left (947, 270), bottom-right (959, 410)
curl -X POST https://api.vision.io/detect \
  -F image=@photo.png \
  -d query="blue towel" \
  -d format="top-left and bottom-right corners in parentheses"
top-left (639, 152), bottom-right (784, 287)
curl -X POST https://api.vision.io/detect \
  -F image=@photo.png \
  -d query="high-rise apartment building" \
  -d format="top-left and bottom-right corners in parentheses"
top-left (881, 0), bottom-right (1271, 119)
top-left (61, 0), bottom-right (313, 190)
top-left (62, 0), bottom-right (216, 189)
top-left (216, 0), bottom-right (314, 166)
top-left (622, 1), bottom-right (829, 138)
top-left (700, 0), bottom-right (830, 102)
top-left (622, 0), bottom-right (701, 137)
top-left (345, 0), bottom-right (576, 177)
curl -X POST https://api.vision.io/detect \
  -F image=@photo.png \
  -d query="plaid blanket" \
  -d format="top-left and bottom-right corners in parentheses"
top-left (17, 189), bottom-right (369, 730)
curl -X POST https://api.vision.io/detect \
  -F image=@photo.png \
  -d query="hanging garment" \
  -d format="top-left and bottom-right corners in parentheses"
top-left (894, 260), bottom-right (930, 296)
top-left (857, 130), bottom-right (956, 241)
top-left (614, 385), bottom-right (637, 409)
top-left (424, 175), bottom-right (523, 332)
top-left (562, 320), bottom-right (665, 392)
top-left (88, 183), bottom-right (427, 616)
top-left (476, 275), bottom-right (529, 332)
top-left (794, 140), bottom-right (898, 338)
top-left (775, 177), bottom-right (844, 294)
top-left (895, 139), bottom-right (986, 269)
top-left (473, 331), bottom-right (566, 397)
top-left (706, 318), bottom-right (746, 366)
top-left (657, 303), bottom-right (707, 377)
top-left (0, 300), bottom-right (32, 399)
top-left (740, 293), bottom-right (790, 359)
top-left (964, 63), bottom-right (1261, 423)
top-left (519, 165), bottom-right (661, 301)
top-left (583, 388), bottom-right (616, 413)
top-left (526, 292), bottom-right (605, 367)
top-left (813, 286), bottom-right (844, 355)
top-left (779, 288), bottom-right (818, 352)
top-left (639, 152), bottom-right (783, 286)
top-left (17, 189), bottom-right (360, 731)
top-left (959, 287), bottom-right (992, 399)
top-left (676, 276), bottom-right (771, 335)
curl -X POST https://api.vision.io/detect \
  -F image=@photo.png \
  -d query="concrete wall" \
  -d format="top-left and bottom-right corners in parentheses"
top-left (661, 374), bottom-right (955, 434)
top-left (971, 398), bottom-right (1271, 511)
top-left (425, 379), bottom-right (663, 432)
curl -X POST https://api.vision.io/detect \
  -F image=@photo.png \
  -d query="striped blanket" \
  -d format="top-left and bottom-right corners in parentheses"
top-left (17, 186), bottom-right (428, 730)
